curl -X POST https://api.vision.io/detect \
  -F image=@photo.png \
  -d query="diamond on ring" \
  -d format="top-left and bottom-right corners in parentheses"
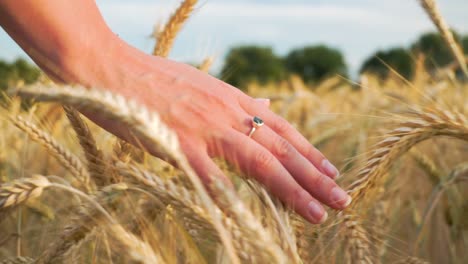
top-left (249, 116), bottom-right (264, 137)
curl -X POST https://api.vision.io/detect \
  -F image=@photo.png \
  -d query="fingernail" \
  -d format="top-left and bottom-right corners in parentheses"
top-left (322, 159), bottom-right (340, 179)
top-left (255, 98), bottom-right (270, 107)
top-left (308, 201), bottom-right (328, 223)
top-left (330, 187), bottom-right (352, 208)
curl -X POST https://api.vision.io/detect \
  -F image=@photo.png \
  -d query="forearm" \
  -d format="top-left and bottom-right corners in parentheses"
top-left (0, 0), bottom-right (117, 83)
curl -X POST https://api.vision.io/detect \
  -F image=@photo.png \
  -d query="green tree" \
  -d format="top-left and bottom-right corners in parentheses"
top-left (411, 31), bottom-right (461, 70)
top-left (284, 45), bottom-right (347, 83)
top-left (360, 47), bottom-right (414, 80)
top-left (0, 58), bottom-right (40, 90)
top-left (462, 35), bottom-right (468, 54)
top-left (221, 46), bottom-right (285, 89)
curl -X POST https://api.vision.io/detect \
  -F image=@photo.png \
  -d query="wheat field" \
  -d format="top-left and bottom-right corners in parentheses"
top-left (1, 0), bottom-right (467, 263)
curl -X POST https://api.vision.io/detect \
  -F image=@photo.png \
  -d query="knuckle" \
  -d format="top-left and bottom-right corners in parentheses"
top-left (253, 150), bottom-right (275, 171)
top-left (273, 137), bottom-right (295, 159)
top-left (305, 145), bottom-right (324, 161)
top-left (289, 188), bottom-right (308, 206)
top-left (311, 172), bottom-right (328, 188)
top-left (273, 118), bottom-right (291, 135)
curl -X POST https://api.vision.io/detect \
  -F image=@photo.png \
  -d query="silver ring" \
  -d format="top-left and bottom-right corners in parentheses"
top-left (248, 116), bottom-right (264, 138)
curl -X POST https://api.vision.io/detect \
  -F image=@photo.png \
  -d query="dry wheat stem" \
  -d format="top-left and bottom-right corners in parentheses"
top-left (63, 105), bottom-right (108, 187)
top-left (419, 0), bottom-right (468, 77)
top-left (413, 162), bottom-right (468, 253)
top-left (107, 224), bottom-right (161, 264)
top-left (0, 257), bottom-right (34, 264)
top-left (14, 83), bottom-right (240, 263)
top-left (153, 0), bottom-right (198, 57)
top-left (347, 107), bottom-right (468, 203)
top-left (9, 116), bottom-right (90, 189)
top-left (198, 56), bottom-right (214, 73)
top-left (341, 107), bottom-right (467, 264)
top-left (393, 256), bottom-right (430, 264)
top-left (120, 162), bottom-right (286, 262)
top-left (36, 183), bottom-right (127, 264)
top-left (117, 162), bottom-right (218, 239)
top-left (245, 180), bottom-right (300, 262)
top-left (211, 180), bottom-right (288, 263)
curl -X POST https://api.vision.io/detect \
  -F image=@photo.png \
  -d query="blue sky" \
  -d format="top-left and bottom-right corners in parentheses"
top-left (1, 0), bottom-right (467, 76)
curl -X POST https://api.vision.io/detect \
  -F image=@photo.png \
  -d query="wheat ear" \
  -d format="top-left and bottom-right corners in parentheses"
top-left (348, 107), bottom-right (468, 202)
top-left (153, 0), bottom-right (198, 57)
top-left (0, 175), bottom-right (51, 210)
top-left (342, 213), bottom-right (373, 264)
top-left (342, 107), bottom-right (467, 264)
top-left (211, 180), bottom-right (288, 263)
top-left (14, 84), bottom-right (240, 264)
top-left (9, 116), bottom-right (90, 189)
top-left (36, 183), bottom-right (127, 263)
top-left (198, 56), bottom-right (214, 73)
top-left (419, 0), bottom-right (468, 77)
top-left (63, 106), bottom-right (108, 187)
top-left (118, 162), bottom-right (218, 240)
top-left (106, 224), bottom-right (161, 264)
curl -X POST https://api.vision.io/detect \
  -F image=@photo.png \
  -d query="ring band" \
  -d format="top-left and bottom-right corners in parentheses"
top-left (248, 116), bottom-right (264, 138)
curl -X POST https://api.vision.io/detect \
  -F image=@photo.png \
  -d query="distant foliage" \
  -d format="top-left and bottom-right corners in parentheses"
top-left (360, 48), bottom-right (414, 80)
top-left (462, 35), bottom-right (468, 54)
top-left (284, 45), bottom-right (347, 83)
top-left (0, 58), bottom-right (41, 90)
top-left (411, 31), bottom-right (461, 70)
top-left (221, 46), bottom-right (286, 89)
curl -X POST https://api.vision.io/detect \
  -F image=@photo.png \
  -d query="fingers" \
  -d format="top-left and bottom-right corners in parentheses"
top-left (240, 99), bottom-right (340, 179)
top-left (246, 123), bottom-right (351, 210)
top-left (182, 141), bottom-right (233, 190)
top-left (216, 131), bottom-right (328, 224)
top-left (255, 98), bottom-right (270, 108)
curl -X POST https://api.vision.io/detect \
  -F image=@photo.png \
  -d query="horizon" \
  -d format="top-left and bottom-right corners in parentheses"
top-left (1, 0), bottom-right (467, 77)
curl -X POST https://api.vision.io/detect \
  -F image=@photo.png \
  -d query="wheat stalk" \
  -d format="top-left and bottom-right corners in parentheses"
top-left (393, 256), bottom-right (429, 264)
top-left (348, 106), bottom-right (468, 203)
top-left (419, 0), bottom-right (468, 77)
top-left (211, 180), bottom-right (288, 263)
top-left (14, 84), bottom-right (240, 264)
top-left (36, 183), bottom-right (127, 263)
top-left (341, 106), bottom-right (467, 263)
top-left (9, 116), bottom-right (90, 190)
top-left (198, 56), bottom-right (214, 73)
top-left (0, 257), bottom-right (34, 264)
top-left (118, 162), bottom-right (218, 240)
top-left (106, 224), bottom-right (161, 264)
top-left (153, 0), bottom-right (198, 57)
top-left (63, 106), bottom-right (108, 187)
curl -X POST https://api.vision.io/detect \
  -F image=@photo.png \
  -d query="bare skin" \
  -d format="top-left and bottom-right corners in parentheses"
top-left (0, 0), bottom-right (351, 224)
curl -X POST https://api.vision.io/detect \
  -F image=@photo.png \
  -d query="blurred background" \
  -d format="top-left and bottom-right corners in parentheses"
top-left (1, 0), bottom-right (467, 88)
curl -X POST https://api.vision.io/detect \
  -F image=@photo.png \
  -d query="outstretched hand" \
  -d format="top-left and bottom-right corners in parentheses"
top-left (82, 42), bottom-right (352, 224)
top-left (0, 0), bottom-right (351, 223)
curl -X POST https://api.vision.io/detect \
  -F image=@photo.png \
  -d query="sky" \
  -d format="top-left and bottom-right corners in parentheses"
top-left (1, 0), bottom-right (467, 76)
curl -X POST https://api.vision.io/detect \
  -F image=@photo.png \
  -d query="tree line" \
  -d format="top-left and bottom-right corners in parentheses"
top-left (221, 31), bottom-right (468, 88)
top-left (1, 31), bottom-right (467, 91)
top-left (0, 58), bottom-right (41, 89)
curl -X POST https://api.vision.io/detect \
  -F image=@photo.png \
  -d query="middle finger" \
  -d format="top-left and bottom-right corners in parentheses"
top-left (239, 116), bottom-right (351, 209)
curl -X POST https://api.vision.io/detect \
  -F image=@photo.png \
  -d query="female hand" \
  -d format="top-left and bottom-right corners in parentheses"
top-left (78, 40), bottom-right (352, 224)
top-left (0, 0), bottom-right (351, 224)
